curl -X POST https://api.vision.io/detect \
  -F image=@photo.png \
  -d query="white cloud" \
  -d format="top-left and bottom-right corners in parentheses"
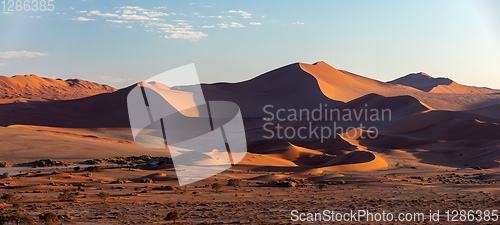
top-left (293, 22), bottom-right (305, 25)
top-left (0, 63), bottom-right (6, 67)
top-left (88, 9), bottom-right (162, 21)
top-left (73, 6), bottom-right (209, 41)
top-left (0, 51), bottom-right (49, 59)
top-left (106, 20), bottom-right (131, 24)
top-left (227, 10), bottom-right (251, 18)
top-left (217, 22), bottom-right (245, 28)
top-left (116, 6), bottom-right (146, 11)
top-left (250, 22), bottom-right (261, 25)
top-left (143, 11), bottom-right (169, 17)
top-left (201, 25), bottom-right (216, 29)
top-left (1, 12), bottom-right (13, 14)
top-left (163, 31), bottom-right (207, 40)
top-left (126, 26), bottom-right (133, 29)
top-left (77, 10), bottom-right (87, 13)
top-left (99, 76), bottom-right (131, 83)
top-left (71, 17), bottom-right (95, 21)
top-left (144, 21), bottom-right (207, 41)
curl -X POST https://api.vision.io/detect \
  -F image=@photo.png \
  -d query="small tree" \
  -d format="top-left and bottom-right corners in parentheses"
top-left (164, 211), bottom-right (182, 223)
top-left (39, 212), bottom-right (59, 225)
top-left (317, 184), bottom-right (327, 191)
top-left (0, 162), bottom-right (8, 168)
top-left (211, 183), bottom-right (223, 193)
top-left (227, 179), bottom-right (241, 187)
top-left (0, 193), bottom-right (16, 202)
top-left (98, 192), bottom-right (110, 203)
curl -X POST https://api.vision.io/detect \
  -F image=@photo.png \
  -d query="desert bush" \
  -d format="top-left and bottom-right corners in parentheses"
top-left (86, 166), bottom-right (101, 172)
top-left (0, 215), bottom-right (10, 225)
top-left (98, 192), bottom-right (110, 202)
top-left (84, 159), bottom-right (102, 165)
top-left (0, 162), bottom-right (8, 168)
top-left (30, 159), bottom-right (69, 167)
top-left (474, 166), bottom-right (485, 170)
top-left (152, 185), bottom-right (173, 190)
top-left (164, 211), bottom-right (182, 223)
top-left (227, 179), bottom-right (241, 187)
top-left (10, 211), bottom-right (35, 225)
top-left (0, 193), bottom-right (16, 202)
top-left (212, 183), bottom-right (223, 193)
top-left (268, 181), bottom-right (296, 187)
top-left (13, 203), bottom-right (24, 210)
top-left (111, 179), bottom-right (124, 184)
top-left (58, 190), bottom-right (76, 202)
top-left (38, 212), bottom-right (59, 225)
top-left (140, 178), bottom-right (153, 183)
top-left (317, 184), bottom-right (328, 190)
top-left (73, 166), bottom-right (81, 172)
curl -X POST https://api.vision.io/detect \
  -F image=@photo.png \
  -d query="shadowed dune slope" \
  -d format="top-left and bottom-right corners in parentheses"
top-left (464, 104), bottom-right (500, 119)
top-left (381, 110), bottom-right (500, 140)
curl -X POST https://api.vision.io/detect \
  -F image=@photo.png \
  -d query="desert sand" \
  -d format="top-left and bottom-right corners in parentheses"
top-left (0, 61), bottom-right (499, 224)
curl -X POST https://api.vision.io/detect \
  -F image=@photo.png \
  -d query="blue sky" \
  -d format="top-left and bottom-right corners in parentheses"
top-left (0, 0), bottom-right (499, 89)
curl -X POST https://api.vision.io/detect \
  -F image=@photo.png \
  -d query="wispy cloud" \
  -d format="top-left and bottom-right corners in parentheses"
top-left (68, 6), bottom-right (260, 41)
top-left (202, 22), bottom-right (245, 29)
top-left (144, 21), bottom-right (207, 40)
top-left (106, 19), bottom-right (131, 24)
top-left (293, 22), bottom-right (305, 25)
top-left (227, 10), bottom-right (251, 18)
top-left (71, 17), bottom-right (95, 22)
top-left (99, 76), bottom-right (131, 83)
top-left (218, 22), bottom-right (245, 28)
top-left (0, 63), bottom-right (7, 67)
top-left (0, 51), bottom-right (49, 59)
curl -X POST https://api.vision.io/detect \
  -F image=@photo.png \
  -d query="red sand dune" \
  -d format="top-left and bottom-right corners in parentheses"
top-left (0, 74), bottom-right (116, 101)
top-left (0, 61), bottom-right (499, 171)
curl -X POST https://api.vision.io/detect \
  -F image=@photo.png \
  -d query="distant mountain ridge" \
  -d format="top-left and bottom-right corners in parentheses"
top-left (0, 74), bottom-right (116, 101)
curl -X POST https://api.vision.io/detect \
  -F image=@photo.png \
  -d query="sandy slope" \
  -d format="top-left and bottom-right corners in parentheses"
top-left (0, 74), bottom-right (116, 101)
top-left (0, 127), bottom-right (167, 164)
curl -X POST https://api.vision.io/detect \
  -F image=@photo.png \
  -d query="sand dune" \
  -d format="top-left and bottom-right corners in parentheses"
top-left (1, 61), bottom-right (500, 173)
top-left (388, 72), bottom-right (497, 94)
top-left (464, 103), bottom-right (500, 119)
top-left (0, 126), bottom-right (167, 164)
top-left (0, 74), bottom-right (115, 101)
